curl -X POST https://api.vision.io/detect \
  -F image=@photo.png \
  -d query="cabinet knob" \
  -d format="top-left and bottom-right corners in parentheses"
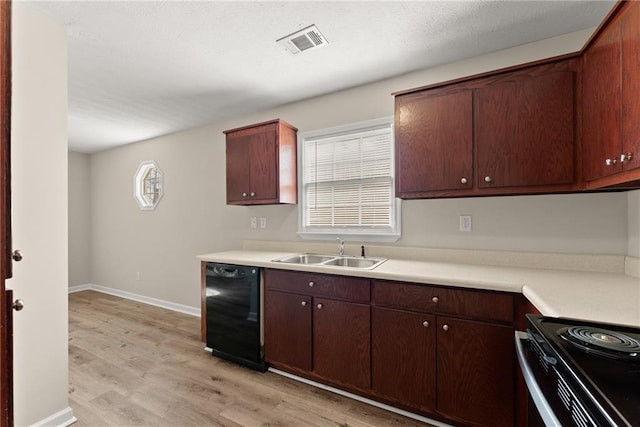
top-left (442, 324), bottom-right (449, 331)
top-left (12, 250), bottom-right (23, 262)
top-left (308, 281), bottom-right (314, 287)
top-left (605, 158), bottom-right (617, 166)
top-left (12, 299), bottom-right (24, 311)
top-left (460, 177), bottom-right (467, 184)
top-left (432, 296), bottom-right (439, 304)
top-left (621, 153), bottom-right (633, 162)
top-left (484, 176), bottom-right (492, 183)
top-left (250, 192), bottom-right (256, 197)
top-left (317, 303), bottom-right (324, 309)
top-left (301, 301), bottom-right (307, 307)
top-left (242, 192), bottom-right (248, 197)
top-left (422, 320), bottom-right (430, 328)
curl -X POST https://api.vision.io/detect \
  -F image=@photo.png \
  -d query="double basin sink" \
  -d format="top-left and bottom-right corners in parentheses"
top-left (272, 253), bottom-right (387, 270)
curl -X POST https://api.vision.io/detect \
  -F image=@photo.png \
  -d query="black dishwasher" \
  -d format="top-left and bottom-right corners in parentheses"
top-left (205, 263), bottom-right (265, 371)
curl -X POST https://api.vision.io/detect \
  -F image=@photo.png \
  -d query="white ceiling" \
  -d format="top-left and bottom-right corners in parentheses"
top-left (30, 1), bottom-right (616, 153)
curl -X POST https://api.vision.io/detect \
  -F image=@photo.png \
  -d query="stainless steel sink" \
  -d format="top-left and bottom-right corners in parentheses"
top-left (272, 253), bottom-right (387, 270)
top-left (323, 257), bottom-right (384, 269)
top-left (273, 254), bottom-right (336, 265)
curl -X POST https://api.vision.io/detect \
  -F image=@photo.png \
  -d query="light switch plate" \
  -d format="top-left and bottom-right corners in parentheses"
top-left (459, 215), bottom-right (472, 232)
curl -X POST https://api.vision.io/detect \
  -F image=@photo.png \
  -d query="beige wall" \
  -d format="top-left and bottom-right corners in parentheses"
top-left (69, 151), bottom-right (91, 286)
top-left (9, 3), bottom-right (72, 426)
top-left (84, 28), bottom-right (629, 311)
top-left (629, 190), bottom-right (640, 257)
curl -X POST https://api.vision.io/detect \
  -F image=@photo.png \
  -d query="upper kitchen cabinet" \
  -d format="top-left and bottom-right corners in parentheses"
top-left (583, 1), bottom-right (640, 188)
top-left (476, 62), bottom-right (576, 190)
top-left (224, 119), bottom-right (297, 205)
top-left (395, 88), bottom-right (473, 197)
top-left (394, 58), bottom-right (579, 199)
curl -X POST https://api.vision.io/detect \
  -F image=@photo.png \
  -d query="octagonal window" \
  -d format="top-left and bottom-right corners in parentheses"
top-left (134, 160), bottom-right (163, 210)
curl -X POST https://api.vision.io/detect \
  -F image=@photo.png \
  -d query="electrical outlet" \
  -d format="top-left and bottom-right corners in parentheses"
top-left (459, 215), bottom-right (472, 232)
top-left (260, 217), bottom-right (267, 229)
top-left (250, 217), bottom-right (257, 229)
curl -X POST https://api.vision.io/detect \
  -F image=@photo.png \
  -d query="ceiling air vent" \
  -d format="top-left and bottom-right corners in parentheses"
top-left (277, 25), bottom-right (328, 55)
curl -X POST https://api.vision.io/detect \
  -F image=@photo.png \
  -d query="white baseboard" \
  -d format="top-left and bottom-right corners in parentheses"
top-left (625, 256), bottom-right (640, 278)
top-left (68, 284), bottom-right (200, 317)
top-left (31, 406), bottom-right (77, 427)
top-left (268, 368), bottom-right (453, 427)
top-left (67, 284), bottom-right (90, 293)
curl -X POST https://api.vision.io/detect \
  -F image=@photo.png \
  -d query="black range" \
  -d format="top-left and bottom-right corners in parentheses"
top-left (516, 314), bottom-right (640, 427)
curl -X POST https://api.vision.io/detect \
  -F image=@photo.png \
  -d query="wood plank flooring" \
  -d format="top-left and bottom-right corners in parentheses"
top-left (69, 291), bottom-right (432, 426)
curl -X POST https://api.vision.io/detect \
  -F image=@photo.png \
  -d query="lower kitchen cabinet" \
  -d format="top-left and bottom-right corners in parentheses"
top-left (372, 307), bottom-right (436, 412)
top-left (264, 271), bottom-right (517, 426)
top-left (263, 269), bottom-right (371, 392)
top-left (263, 290), bottom-right (312, 371)
top-left (314, 298), bottom-right (370, 390)
top-left (372, 279), bottom-right (516, 427)
top-left (436, 316), bottom-right (515, 427)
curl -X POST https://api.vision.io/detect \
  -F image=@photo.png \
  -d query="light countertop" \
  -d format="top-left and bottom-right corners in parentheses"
top-left (197, 250), bottom-right (640, 328)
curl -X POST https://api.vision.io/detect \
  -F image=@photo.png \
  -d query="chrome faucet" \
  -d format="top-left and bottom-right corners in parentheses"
top-left (336, 237), bottom-right (344, 256)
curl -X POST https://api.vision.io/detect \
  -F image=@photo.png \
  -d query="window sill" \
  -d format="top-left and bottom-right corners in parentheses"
top-left (297, 231), bottom-right (401, 243)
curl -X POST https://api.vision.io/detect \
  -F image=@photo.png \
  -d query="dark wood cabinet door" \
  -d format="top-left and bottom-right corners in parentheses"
top-left (583, 18), bottom-right (622, 181)
top-left (226, 126), bottom-right (278, 204)
top-left (0, 2), bottom-right (11, 425)
top-left (248, 126), bottom-right (278, 202)
top-left (436, 317), bottom-right (514, 427)
top-left (395, 89), bottom-right (473, 195)
top-left (264, 290), bottom-right (312, 371)
top-left (224, 119), bottom-right (297, 205)
top-left (372, 307), bottom-right (435, 412)
top-left (476, 68), bottom-right (575, 188)
top-left (622, 4), bottom-right (640, 172)
top-left (225, 134), bottom-right (251, 204)
top-left (313, 298), bottom-right (370, 391)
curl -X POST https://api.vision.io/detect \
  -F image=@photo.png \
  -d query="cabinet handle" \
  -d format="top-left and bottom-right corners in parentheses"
top-left (432, 296), bottom-right (439, 304)
top-left (242, 192), bottom-right (248, 197)
top-left (301, 301), bottom-right (307, 307)
top-left (484, 176), bottom-right (492, 183)
top-left (308, 281), bottom-right (314, 287)
top-left (460, 177), bottom-right (467, 184)
top-left (442, 324), bottom-right (449, 331)
top-left (422, 320), bottom-right (430, 328)
top-left (250, 192), bottom-right (256, 197)
top-left (317, 303), bottom-right (324, 309)
top-left (621, 153), bottom-right (633, 163)
top-left (605, 158), bottom-right (617, 166)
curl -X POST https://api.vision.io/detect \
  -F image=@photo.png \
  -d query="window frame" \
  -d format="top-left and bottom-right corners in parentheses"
top-left (133, 160), bottom-right (163, 210)
top-left (297, 117), bottom-right (401, 242)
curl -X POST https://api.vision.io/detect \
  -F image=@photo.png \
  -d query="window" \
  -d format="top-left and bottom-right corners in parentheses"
top-left (298, 117), bottom-right (400, 241)
top-left (133, 160), bottom-right (163, 210)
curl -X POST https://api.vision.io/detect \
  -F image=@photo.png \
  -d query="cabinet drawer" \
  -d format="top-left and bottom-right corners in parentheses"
top-left (265, 269), bottom-right (370, 303)
top-left (373, 280), bottom-right (514, 323)
top-left (435, 287), bottom-right (513, 323)
top-left (373, 280), bottom-right (438, 312)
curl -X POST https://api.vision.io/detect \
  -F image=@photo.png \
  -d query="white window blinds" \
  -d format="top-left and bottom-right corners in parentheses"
top-left (299, 118), bottom-right (400, 240)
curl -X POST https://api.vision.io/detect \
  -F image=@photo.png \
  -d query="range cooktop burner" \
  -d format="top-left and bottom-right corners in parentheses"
top-left (559, 325), bottom-right (640, 361)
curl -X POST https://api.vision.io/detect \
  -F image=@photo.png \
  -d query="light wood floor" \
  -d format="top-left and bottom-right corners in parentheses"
top-left (69, 290), bottom-right (432, 426)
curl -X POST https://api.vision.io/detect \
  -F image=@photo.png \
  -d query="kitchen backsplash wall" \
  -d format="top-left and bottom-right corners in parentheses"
top-left (628, 190), bottom-right (640, 257)
top-left (73, 28), bottom-right (633, 310)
